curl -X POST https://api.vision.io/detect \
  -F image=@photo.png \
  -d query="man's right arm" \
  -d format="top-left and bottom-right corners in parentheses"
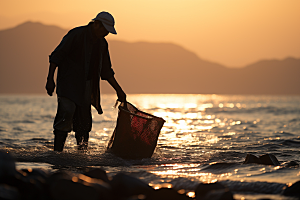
top-left (45, 62), bottom-right (57, 96)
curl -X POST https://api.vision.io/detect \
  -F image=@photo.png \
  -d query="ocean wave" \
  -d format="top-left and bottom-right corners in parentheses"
top-left (289, 118), bottom-right (300, 122)
top-left (7, 120), bottom-right (36, 124)
top-left (206, 106), bottom-right (300, 115)
top-left (220, 180), bottom-right (286, 194)
top-left (157, 178), bottom-right (287, 194)
top-left (30, 138), bottom-right (50, 141)
top-left (281, 140), bottom-right (300, 147)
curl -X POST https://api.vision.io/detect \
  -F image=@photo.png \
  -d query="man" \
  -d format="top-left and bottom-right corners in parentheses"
top-left (45, 11), bottom-right (126, 151)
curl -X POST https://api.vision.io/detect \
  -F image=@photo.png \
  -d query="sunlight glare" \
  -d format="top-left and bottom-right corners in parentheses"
top-left (187, 192), bottom-right (195, 198)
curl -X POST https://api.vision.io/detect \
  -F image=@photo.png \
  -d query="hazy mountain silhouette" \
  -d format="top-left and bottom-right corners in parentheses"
top-left (0, 21), bottom-right (299, 94)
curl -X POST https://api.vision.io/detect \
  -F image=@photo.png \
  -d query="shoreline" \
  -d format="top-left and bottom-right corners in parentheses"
top-left (1, 151), bottom-right (298, 200)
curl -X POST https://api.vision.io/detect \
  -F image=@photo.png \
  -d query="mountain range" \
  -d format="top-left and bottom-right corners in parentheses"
top-left (0, 21), bottom-right (299, 94)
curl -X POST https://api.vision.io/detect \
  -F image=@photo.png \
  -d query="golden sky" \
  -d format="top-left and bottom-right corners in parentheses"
top-left (1, 0), bottom-right (300, 67)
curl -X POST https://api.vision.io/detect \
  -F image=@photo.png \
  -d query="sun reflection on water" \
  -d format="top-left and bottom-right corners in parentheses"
top-left (148, 163), bottom-right (233, 184)
top-left (136, 94), bottom-right (252, 162)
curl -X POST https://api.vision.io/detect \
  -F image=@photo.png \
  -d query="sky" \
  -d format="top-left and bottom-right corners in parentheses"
top-left (1, 0), bottom-right (300, 67)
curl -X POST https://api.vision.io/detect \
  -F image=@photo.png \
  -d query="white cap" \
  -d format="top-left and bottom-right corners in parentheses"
top-left (92, 11), bottom-right (117, 34)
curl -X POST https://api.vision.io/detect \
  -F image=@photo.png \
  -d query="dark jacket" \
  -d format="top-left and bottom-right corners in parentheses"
top-left (49, 23), bottom-right (115, 114)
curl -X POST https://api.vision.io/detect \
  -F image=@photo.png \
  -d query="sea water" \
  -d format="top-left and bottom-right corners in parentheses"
top-left (0, 94), bottom-right (299, 199)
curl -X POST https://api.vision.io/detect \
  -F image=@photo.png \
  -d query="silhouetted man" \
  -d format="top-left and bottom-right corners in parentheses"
top-left (46, 11), bottom-right (126, 151)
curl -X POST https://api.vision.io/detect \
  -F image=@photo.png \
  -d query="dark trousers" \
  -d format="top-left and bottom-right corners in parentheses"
top-left (53, 81), bottom-right (92, 144)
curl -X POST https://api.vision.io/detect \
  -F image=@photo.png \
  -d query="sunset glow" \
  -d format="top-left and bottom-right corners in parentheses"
top-left (1, 0), bottom-right (300, 67)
